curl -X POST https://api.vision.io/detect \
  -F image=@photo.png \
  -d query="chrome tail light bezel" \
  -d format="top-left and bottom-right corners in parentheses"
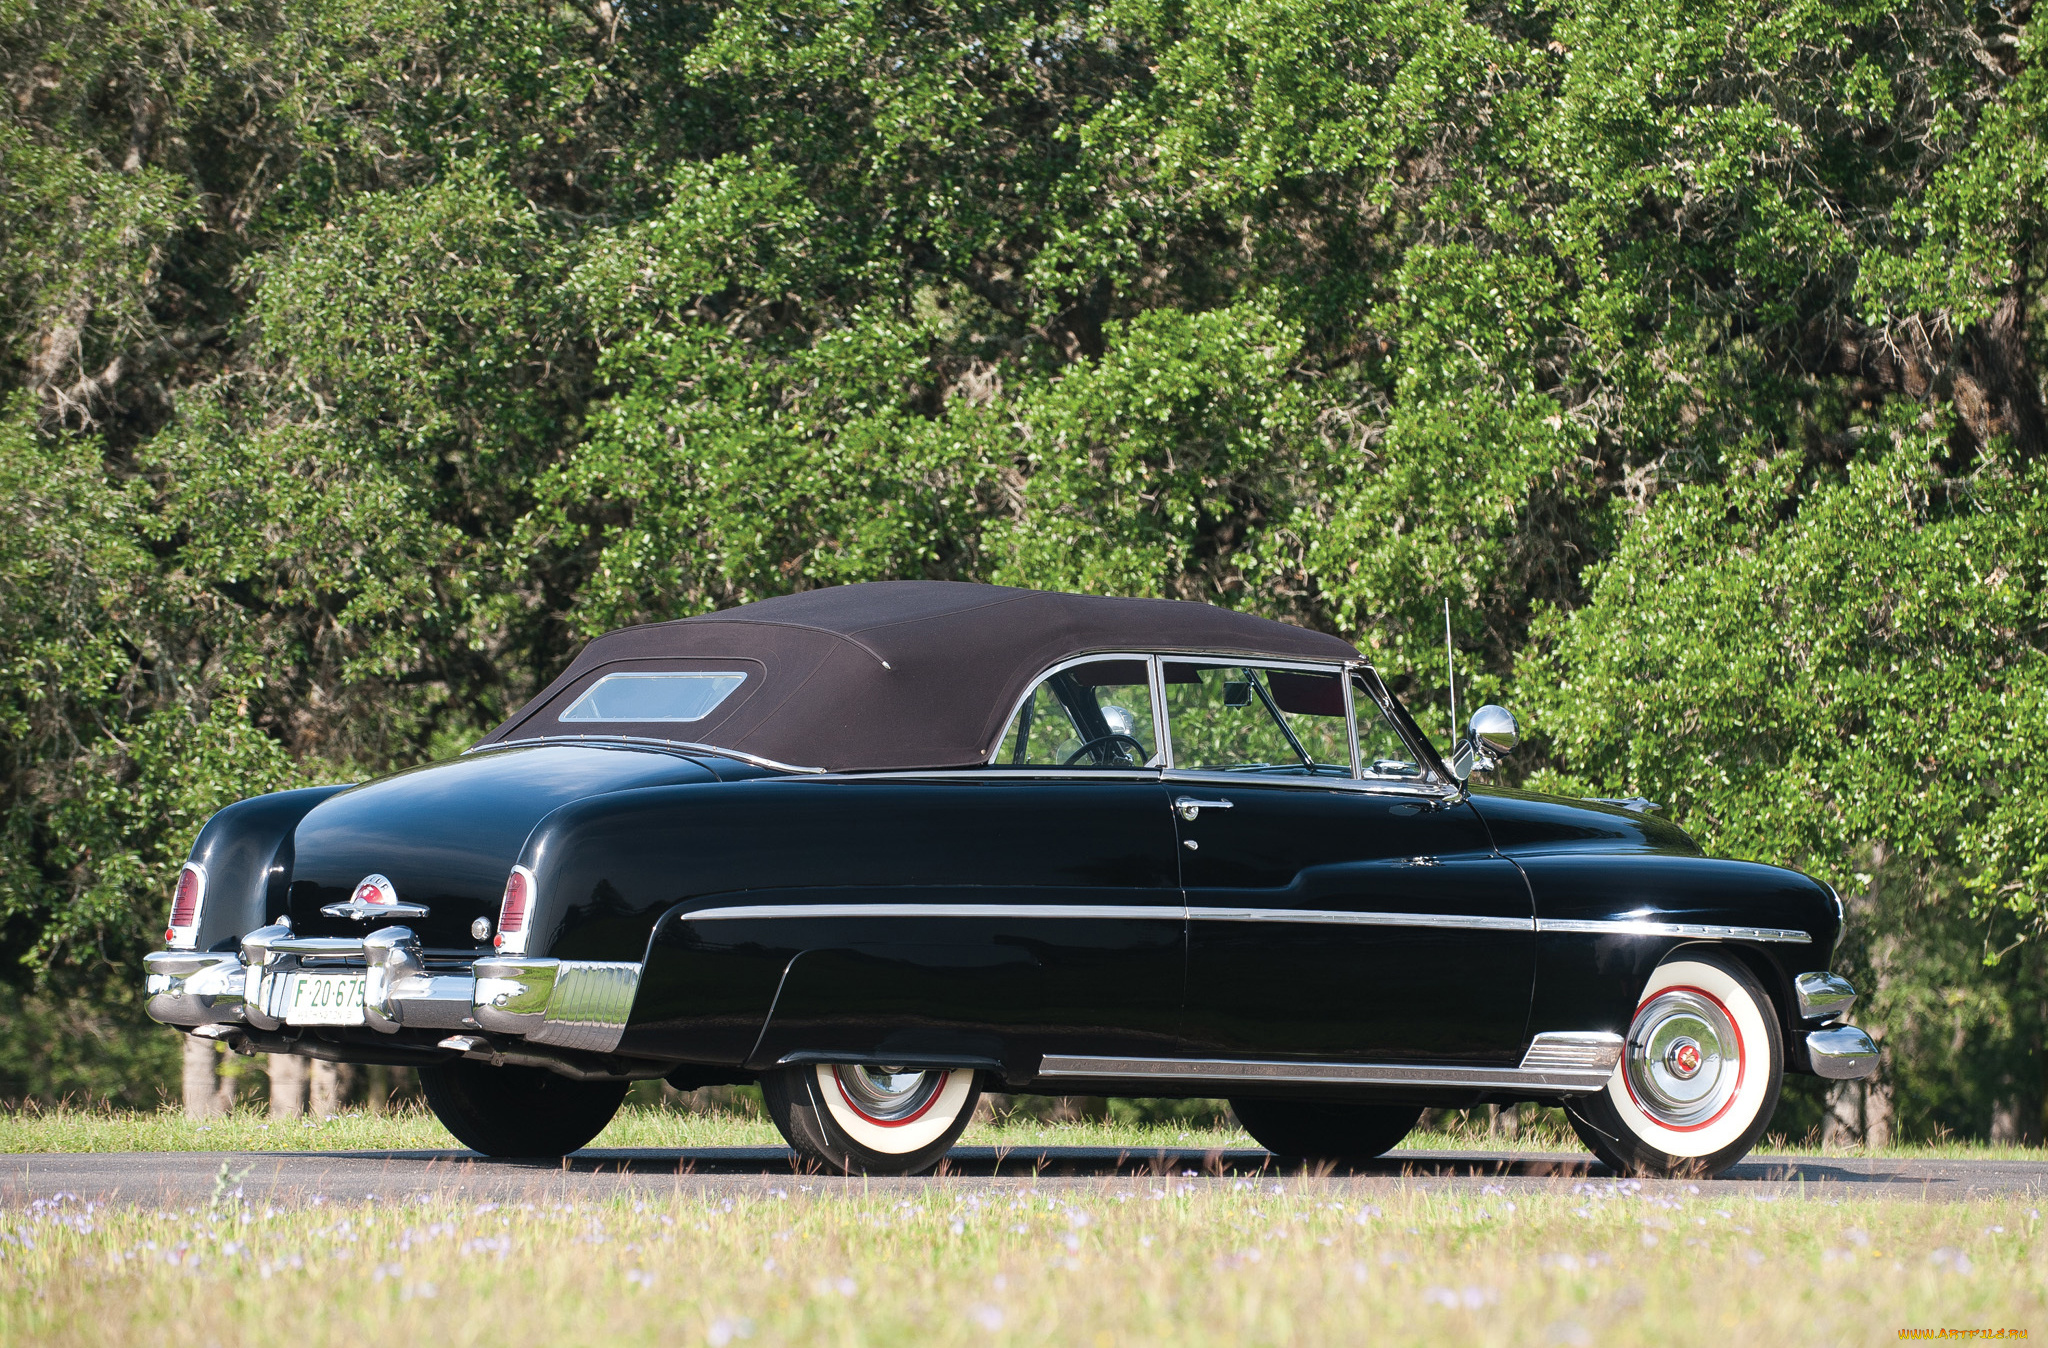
top-left (495, 864), bottom-right (536, 953)
top-left (165, 862), bottom-right (208, 949)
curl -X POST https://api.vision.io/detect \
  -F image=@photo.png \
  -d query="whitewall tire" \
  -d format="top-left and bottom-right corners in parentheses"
top-left (1565, 949), bottom-right (1783, 1178)
top-left (762, 1064), bottom-right (981, 1176)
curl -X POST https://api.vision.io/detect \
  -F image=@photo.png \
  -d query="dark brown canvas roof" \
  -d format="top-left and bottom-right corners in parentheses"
top-left (477, 582), bottom-right (1360, 771)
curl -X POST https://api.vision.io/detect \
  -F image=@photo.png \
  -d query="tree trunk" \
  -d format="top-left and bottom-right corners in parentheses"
top-left (181, 1035), bottom-right (224, 1119)
top-left (309, 1059), bottom-right (353, 1117)
top-left (267, 1053), bottom-right (309, 1119)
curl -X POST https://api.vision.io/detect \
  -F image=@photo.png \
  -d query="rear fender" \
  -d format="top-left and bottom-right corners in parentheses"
top-left (187, 786), bottom-right (354, 951)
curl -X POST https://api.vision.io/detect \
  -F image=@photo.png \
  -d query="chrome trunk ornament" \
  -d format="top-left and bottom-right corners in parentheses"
top-left (321, 872), bottom-right (430, 921)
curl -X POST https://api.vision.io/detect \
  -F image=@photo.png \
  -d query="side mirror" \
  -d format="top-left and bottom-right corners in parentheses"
top-left (1468, 704), bottom-right (1519, 754)
top-left (1447, 704), bottom-right (1518, 784)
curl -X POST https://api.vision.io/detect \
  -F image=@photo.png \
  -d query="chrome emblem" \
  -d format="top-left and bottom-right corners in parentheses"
top-left (1666, 1038), bottom-right (1703, 1079)
top-left (321, 872), bottom-right (431, 922)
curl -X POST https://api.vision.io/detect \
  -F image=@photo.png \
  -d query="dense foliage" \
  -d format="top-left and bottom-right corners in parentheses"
top-left (1, 0), bottom-right (2041, 1134)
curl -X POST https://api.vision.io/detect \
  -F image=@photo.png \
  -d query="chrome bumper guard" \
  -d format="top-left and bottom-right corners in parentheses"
top-left (472, 957), bottom-right (642, 1054)
top-left (1793, 970), bottom-right (1877, 1080)
top-left (1806, 1024), bottom-right (1879, 1080)
top-left (145, 925), bottom-right (641, 1057)
top-left (145, 951), bottom-right (248, 1026)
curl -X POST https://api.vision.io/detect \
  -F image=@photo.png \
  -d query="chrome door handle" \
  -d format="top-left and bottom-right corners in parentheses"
top-left (1174, 797), bottom-right (1235, 821)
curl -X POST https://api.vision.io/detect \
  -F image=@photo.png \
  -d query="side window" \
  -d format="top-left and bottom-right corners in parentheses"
top-left (1351, 673), bottom-right (1427, 781)
top-left (1162, 664), bottom-right (1349, 776)
top-left (993, 659), bottom-right (1161, 768)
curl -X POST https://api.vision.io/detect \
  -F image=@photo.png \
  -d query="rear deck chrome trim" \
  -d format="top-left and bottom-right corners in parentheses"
top-left (1038, 1032), bottom-right (1624, 1096)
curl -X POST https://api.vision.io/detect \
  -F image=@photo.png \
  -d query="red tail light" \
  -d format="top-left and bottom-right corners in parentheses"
top-left (496, 865), bottom-right (534, 952)
top-left (165, 863), bottom-right (206, 947)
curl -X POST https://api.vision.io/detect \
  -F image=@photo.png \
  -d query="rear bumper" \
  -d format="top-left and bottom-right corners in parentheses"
top-left (145, 925), bottom-right (642, 1058)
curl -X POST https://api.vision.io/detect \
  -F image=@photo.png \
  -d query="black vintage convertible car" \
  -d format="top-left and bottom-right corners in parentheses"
top-left (147, 582), bottom-right (1876, 1176)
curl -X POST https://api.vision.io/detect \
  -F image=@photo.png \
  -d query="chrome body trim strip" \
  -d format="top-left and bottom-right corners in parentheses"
top-left (464, 735), bottom-right (827, 775)
top-left (1038, 1030), bottom-right (1624, 1096)
top-left (683, 903), bottom-right (1187, 923)
top-left (1161, 766), bottom-right (1445, 795)
top-left (1794, 970), bottom-right (1857, 1021)
top-left (1536, 918), bottom-right (1813, 944)
top-left (1187, 907), bottom-right (1534, 933)
top-left (1806, 1024), bottom-right (1879, 1080)
top-left (680, 902), bottom-right (1531, 932)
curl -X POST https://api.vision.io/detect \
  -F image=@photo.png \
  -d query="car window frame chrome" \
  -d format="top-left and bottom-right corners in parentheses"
top-left (983, 651), bottom-right (1173, 775)
top-left (1348, 662), bottom-right (1454, 788)
top-left (1153, 653), bottom-right (1356, 778)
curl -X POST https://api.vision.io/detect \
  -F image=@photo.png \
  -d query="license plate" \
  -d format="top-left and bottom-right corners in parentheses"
top-left (283, 972), bottom-right (368, 1026)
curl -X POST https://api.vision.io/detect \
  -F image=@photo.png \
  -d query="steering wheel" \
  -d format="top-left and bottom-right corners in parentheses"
top-left (1063, 733), bottom-right (1148, 767)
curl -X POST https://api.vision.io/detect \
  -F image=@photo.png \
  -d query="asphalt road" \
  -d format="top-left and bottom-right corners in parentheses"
top-left (7, 1147), bottom-right (2045, 1205)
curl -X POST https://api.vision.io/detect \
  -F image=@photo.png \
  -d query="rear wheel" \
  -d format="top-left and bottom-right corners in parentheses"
top-left (761, 1064), bottom-right (980, 1176)
top-left (419, 1060), bottom-right (628, 1158)
top-left (1229, 1098), bottom-right (1422, 1164)
top-left (1565, 949), bottom-right (1783, 1178)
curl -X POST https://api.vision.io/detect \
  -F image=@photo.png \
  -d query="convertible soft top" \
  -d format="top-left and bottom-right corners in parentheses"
top-left (477, 581), bottom-right (1360, 771)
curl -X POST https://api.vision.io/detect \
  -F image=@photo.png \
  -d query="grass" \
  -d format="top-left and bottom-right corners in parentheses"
top-left (3, 1178), bottom-right (2041, 1345)
top-left (3, 1102), bottom-right (2045, 1164)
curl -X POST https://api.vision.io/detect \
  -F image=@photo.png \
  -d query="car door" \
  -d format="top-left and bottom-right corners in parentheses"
top-left (742, 656), bottom-right (1186, 1069)
top-left (1168, 662), bottom-right (1534, 1066)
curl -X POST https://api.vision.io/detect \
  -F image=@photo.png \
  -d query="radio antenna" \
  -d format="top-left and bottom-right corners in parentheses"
top-left (1444, 597), bottom-right (1457, 746)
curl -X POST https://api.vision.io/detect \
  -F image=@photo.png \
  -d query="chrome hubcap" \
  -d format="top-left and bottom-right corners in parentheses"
top-left (833, 1065), bottom-right (943, 1123)
top-left (1625, 991), bottom-right (1741, 1128)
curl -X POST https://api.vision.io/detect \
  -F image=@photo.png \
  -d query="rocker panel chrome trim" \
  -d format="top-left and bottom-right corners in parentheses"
top-left (1038, 1031), bottom-right (1625, 1096)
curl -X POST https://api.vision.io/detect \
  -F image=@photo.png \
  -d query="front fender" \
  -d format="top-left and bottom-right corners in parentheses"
top-left (1513, 851), bottom-right (1840, 1052)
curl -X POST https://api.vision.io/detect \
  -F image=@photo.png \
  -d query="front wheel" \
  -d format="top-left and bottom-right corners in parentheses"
top-left (1565, 949), bottom-right (1784, 1178)
top-left (1229, 1098), bottom-right (1422, 1165)
top-left (419, 1060), bottom-right (628, 1158)
top-left (761, 1064), bottom-right (981, 1176)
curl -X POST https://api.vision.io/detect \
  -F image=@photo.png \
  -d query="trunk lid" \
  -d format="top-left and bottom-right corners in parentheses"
top-left (284, 744), bottom-right (717, 950)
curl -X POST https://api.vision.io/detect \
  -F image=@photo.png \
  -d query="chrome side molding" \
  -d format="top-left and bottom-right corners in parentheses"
top-left (1037, 1030), bottom-right (1625, 1097)
top-left (676, 902), bottom-right (1813, 945)
top-left (1793, 971), bottom-right (1857, 1022)
top-left (1536, 918), bottom-right (1812, 945)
